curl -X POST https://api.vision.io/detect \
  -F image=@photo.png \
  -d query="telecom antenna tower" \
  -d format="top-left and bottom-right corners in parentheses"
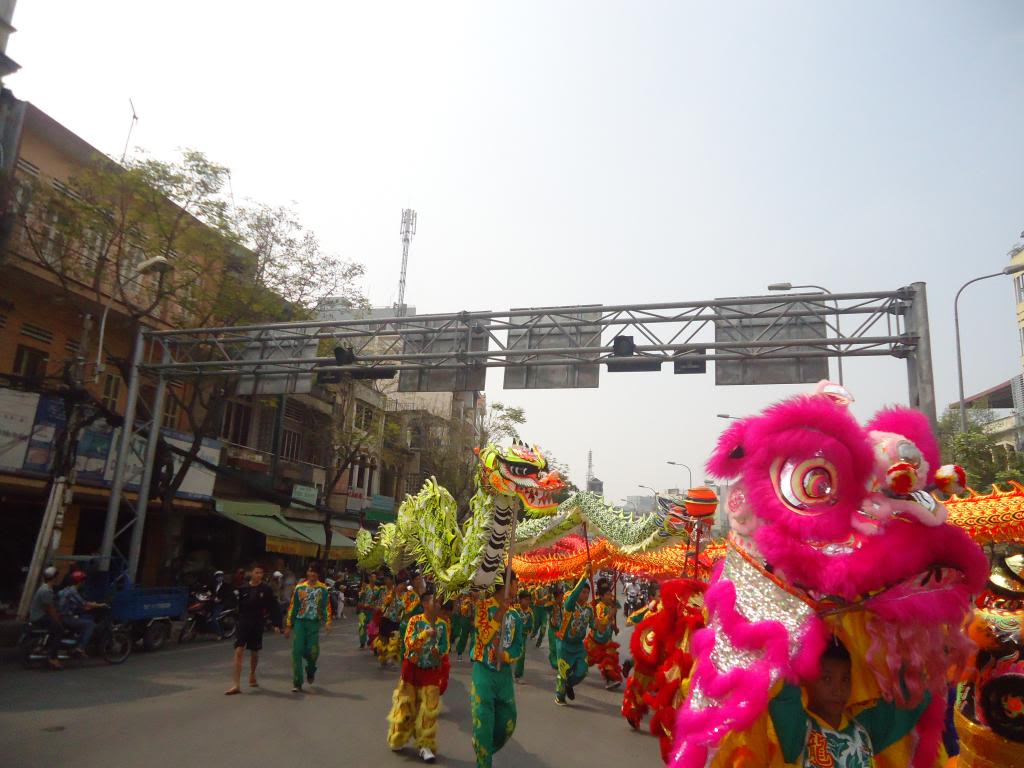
top-left (396, 209), bottom-right (417, 317)
top-left (586, 450), bottom-right (594, 484)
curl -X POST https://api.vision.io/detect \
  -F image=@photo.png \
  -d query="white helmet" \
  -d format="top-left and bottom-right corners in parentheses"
top-left (43, 566), bottom-right (58, 580)
top-left (273, 571), bottom-right (283, 579)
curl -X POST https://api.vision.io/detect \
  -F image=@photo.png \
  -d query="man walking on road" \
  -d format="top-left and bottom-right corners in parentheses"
top-left (225, 563), bottom-right (282, 695)
top-left (284, 562), bottom-right (331, 693)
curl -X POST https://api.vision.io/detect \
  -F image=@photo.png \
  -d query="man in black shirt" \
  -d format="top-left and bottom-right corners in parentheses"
top-left (225, 564), bottom-right (282, 695)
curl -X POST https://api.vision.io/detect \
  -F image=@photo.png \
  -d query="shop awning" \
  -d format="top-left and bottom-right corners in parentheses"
top-left (282, 518), bottom-right (358, 560)
top-left (214, 499), bottom-right (358, 560)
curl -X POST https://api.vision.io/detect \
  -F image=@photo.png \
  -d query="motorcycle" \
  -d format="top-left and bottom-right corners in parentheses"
top-left (177, 589), bottom-right (237, 643)
top-left (18, 605), bottom-right (132, 667)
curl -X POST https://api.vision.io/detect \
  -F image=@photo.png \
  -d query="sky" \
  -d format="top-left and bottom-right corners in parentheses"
top-left (8, 1), bottom-right (1023, 502)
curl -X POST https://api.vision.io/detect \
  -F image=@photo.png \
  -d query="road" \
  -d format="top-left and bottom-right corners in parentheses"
top-left (0, 611), bottom-right (659, 768)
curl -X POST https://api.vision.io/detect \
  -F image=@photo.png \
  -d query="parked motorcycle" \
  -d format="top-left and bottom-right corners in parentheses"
top-left (177, 589), bottom-right (237, 642)
top-left (18, 605), bottom-right (132, 667)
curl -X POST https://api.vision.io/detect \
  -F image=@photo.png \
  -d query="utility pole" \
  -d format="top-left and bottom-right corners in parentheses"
top-left (17, 314), bottom-right (92, 619)
top-left (396, 209), bottom-right (416, 318)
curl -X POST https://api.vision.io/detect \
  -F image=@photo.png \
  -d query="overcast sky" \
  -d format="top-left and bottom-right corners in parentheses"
top-left (10, 2), bottom-right (1023, 501)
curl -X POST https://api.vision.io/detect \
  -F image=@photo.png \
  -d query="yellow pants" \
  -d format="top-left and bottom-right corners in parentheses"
top-left (387, 680), bottom-right (440, 751)
top-left (375, 634), bottom-right (400, 667)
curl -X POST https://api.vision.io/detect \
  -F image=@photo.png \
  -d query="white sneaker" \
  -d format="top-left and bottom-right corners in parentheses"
top-left (419, 747), bottom-right (436, 763)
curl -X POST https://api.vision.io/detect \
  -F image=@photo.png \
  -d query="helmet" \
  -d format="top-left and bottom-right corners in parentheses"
top-left (273, 571), bottom-right (283, 579)
top-left (213, 570), bottom-right (224, 578)
top-left (43, 566), bottom-right (58, 580)
top-left (71, 570), bottom-right (87, 584)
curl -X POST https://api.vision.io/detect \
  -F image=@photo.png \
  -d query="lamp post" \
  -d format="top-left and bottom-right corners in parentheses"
top-left (666, 460), bottom-right (693, 488)
top-left (94, 255), bottom-right (173, 380)
top-left (716, 413), bottom-right (739, 420)
top-left (638, 484), bottom-right (659, 505)
top-left (768, 282), bottom-right (843, 385)
top-left (954, 261), bottom-right (1024, 432)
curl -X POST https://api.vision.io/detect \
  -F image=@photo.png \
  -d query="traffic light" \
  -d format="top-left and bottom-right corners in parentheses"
top-left (607, 335), bottom-right (662, 372)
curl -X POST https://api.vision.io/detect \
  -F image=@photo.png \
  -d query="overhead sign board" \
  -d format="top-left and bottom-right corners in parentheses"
top-left (236, 327), bottom-right (319, 396)
top-left (503, 306), bottom-right (601, 389)
top-left (714, 298), bottom-right (829, 386)
top-left (398, 318), bottom-right (489, 393)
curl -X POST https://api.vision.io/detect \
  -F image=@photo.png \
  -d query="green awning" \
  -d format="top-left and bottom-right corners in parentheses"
top-left (362, 509), bottom-right (397, 523)
top-left (214, 499), bottom-right (316, 543)
top-left (282, 518), bottom-right (357, 549)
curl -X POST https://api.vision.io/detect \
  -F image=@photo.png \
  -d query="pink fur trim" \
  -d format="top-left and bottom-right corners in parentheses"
top-left (669, 577), bottom-right (809, 767)
top-left (910, 693), bottom-right (945, 768)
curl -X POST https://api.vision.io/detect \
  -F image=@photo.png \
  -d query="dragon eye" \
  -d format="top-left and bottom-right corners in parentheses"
top-left (774, 456), bottom-right (839, 514)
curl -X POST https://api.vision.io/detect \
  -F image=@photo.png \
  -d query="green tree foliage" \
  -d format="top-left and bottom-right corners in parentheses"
top-left (936, 407), bottom-right (1024, 493)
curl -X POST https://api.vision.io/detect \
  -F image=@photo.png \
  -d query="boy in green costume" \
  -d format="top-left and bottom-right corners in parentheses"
top-left (470, 576), bottom-right (525, 768)
top-left (284, 562), bottom-right (332, 693)
top-left (530, 584), bottom-right (552, 648)
top-left (512, 589), bottom-right (533, 683)
top-left (555, 576), bottom-right (593, 706)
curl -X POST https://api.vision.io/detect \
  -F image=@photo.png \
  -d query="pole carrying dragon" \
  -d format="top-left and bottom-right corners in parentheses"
top-left (356, 440), bottom-right (691, 596)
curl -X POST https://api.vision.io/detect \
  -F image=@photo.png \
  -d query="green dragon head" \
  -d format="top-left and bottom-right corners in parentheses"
top-left (476, 440), bottom-right (565, 514)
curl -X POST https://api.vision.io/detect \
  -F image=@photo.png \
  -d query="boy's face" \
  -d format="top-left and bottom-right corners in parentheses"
top-left (807, 657), bottom-right (852, 726)
top-left (421, 594), bottom-right (436, 616)
top-left (519, 597), bottom-right (531, 611)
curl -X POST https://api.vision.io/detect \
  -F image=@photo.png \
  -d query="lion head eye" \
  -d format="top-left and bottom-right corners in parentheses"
top-left (896, 441), bottom-right (922, 468)
top-left (774, 455), bottom-right (840, 514)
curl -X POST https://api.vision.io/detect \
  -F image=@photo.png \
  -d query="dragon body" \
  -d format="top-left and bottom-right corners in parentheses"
top-left (356, 441), bottom-right (690, 596)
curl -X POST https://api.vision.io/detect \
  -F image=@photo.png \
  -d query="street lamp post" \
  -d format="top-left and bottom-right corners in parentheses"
top-left (716, 414), bottom-right (739, 420)
top-left (768, 282), bottom-right (843, 385)
top-left (666, 461), bottom-right (693, 488)
top-left (954, 262), bottom-right (1024, 432)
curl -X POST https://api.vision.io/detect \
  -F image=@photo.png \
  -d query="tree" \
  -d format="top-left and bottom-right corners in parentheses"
top-left (936, 407), bottom-right (1024, 493)
top-left (10, 148), bottom-right (367, 578)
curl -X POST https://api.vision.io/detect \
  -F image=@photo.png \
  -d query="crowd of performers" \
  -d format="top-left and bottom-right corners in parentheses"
top-left (350, 565), bottom-right (634, 766)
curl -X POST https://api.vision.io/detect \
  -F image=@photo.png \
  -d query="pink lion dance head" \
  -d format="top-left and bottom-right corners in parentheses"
top-left (670, 385), bottom-right (987, 768)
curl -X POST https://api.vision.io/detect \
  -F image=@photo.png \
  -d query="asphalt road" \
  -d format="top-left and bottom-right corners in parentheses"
top-left (0, 611), bottom-right (659, 768)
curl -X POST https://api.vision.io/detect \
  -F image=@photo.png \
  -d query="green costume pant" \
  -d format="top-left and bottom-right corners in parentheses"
top-left (291, 619), bottom-right (320, 687)
top-left (547, 627), bottom-right (560, 670)
top-left (514, 652), bottom-right (525, 679)
top-left (471, 661), bottom-right (517, 768)
top-left (452, 615), bottom-right (473, 656)
top-left (531, 607), bottom-right (550, 642)
top-left (555, 640), bottom-right (588, 701)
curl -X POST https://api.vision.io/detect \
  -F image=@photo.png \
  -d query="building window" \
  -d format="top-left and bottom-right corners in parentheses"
top-left (13, 344), bottom-right (49, 380)
top-left (101, 373), bottom-right (121, 412)
top-left (1016, 274), bottom-right (1024, 304)
top-left (355, 402), bottom-right (376, 432)
top-left (162, 393), bottom-right (181, 430)
top-left (1019, 327), bottom-right (1024, 358)
top-left (281, 429), bottom-right (302, 461)
top-left (220, 400), bottom-right (253, 446)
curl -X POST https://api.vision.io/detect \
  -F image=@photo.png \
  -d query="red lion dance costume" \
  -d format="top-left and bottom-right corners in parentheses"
top-left (669, 383), bottom-right (988, 768)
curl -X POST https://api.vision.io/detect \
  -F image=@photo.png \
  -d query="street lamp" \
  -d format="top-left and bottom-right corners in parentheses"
top-left (638, 484), bottom-right (658, 499)
top-left (666, 460), bottom-right (693, 488)
top-left (716, 413), bottom-right (739, 420)
top-left (95, 255), bottom-right (173, 380)
top-left (768, 282), bottom-right (843, 385)
top-left (954, 261), bottom-right (1024, 432)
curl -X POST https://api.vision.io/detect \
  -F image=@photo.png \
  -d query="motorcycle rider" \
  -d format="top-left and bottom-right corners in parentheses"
top-left (57, 570), bottom-right (104, 657)
top-left (225, 563), bottom-right (282, 695)
top-left (28, 566), bottom-right (64, 670)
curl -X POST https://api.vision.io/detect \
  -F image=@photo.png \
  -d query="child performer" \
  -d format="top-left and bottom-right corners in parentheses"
top-left (470, 575), bottom-right (525, 768)
top-left (720, 639), bottom-right (932, 767)
top-left (513, 589), bottom-right (534, 684)
top-left (376, 572), bottom-right (404, 667)
top-left (284, 562), bottom-right (332, 693)
top-left (555, 576), bottom-right (593, 706)
top-left (357, 571), bottom-right (377, 649)
top-left (585, 579), bottom-right (623, 690)
top-left (451, 593), bottom-right (475, 662)
top-left (387, 585), bottom-right (450, 764)
top-left (546, 583), bottom-right (565, 671)
top-left (531, 584), bottom-right (553, 648)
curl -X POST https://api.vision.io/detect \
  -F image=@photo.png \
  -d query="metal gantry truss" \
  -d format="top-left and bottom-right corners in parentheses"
top-left (101, 283), bottom-right (936, 580)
